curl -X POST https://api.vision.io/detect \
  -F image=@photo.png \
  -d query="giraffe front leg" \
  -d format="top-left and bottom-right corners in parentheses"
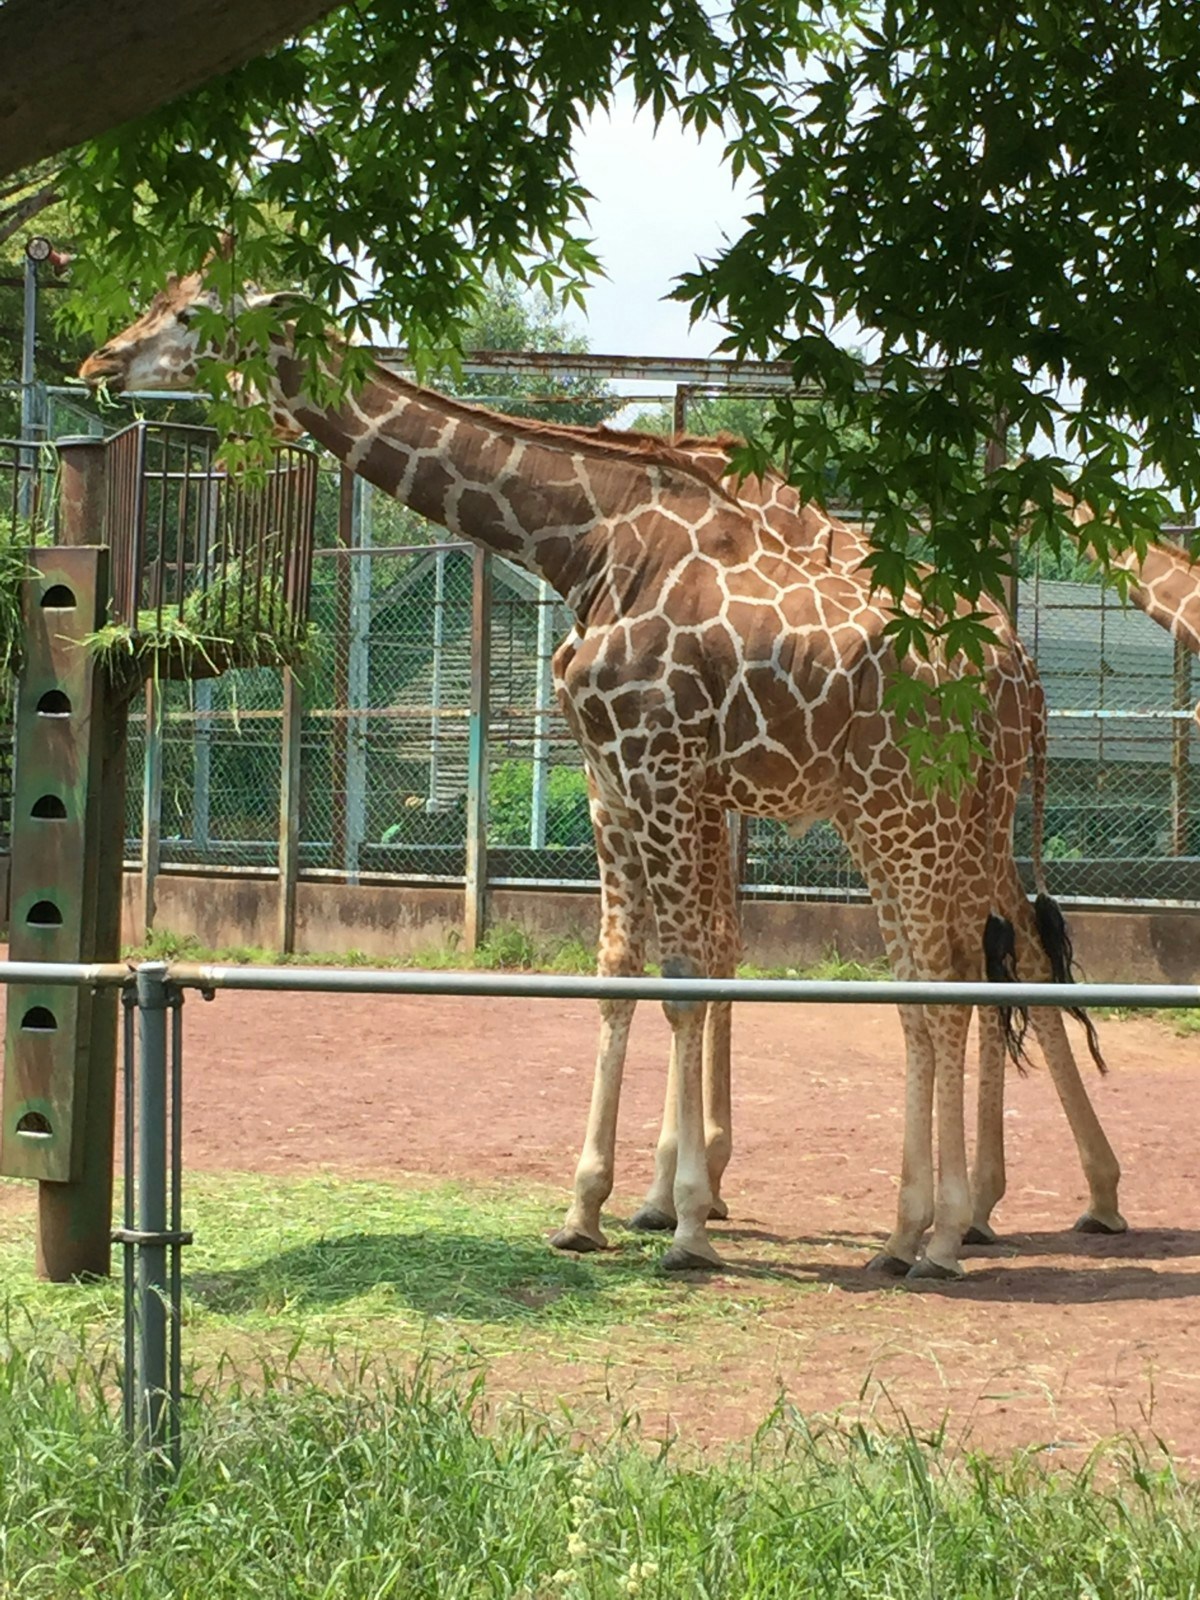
top-left (552, 995), bottom-right (637, 1252)
top-left (629, 1039), bottom-right (679, 1232)
top-left (909, 1005), bottom-right (973, 1281)
top-left (553, 781), bottom-right (647, 1254)
top-left (703, 998), bottom-right (733, 1220)
top-left (632, 801), bottom-right (739, 1232)
top-left (869, 1003), bottom-right (936, 1276)
top-left (630, 997), bottom-right (733, 1232)
top-left (660, 957), bottom-right (722, 1271)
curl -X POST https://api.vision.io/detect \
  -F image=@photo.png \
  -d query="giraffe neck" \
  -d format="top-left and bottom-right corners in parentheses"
top-left (266, 340), bottom-right (723, 618)
top-left (1110, 543), bottom-right (1200, 655)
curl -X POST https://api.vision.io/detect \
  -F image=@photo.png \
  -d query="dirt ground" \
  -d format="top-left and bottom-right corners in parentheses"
top-left (156, 984), bottom-right (1200, 1466)
top-left (7, 976), bottom-right (1200, 1462)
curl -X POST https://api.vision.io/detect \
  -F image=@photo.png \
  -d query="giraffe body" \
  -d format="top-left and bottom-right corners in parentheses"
top-left (80, 275), bottom-right (1124, 1276)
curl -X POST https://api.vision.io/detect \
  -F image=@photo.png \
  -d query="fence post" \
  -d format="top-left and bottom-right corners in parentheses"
top-left (141, 677), bottom-right (163, 936)
top-left (330, 467), bottom-right (354, 870)
top-left (192, 678), bottom-right (212, 850)
top-left (1171, 637), bottom-right (1193, 856)
top-left (116, 960), bottom-right (190, 1480)
top-left (134, 962), bottom-right (169, 1461)
top-left (277, 667), bottom-right (303, 954)
top-left (530, 580), bottom-right (555, 849)
top-left (345, 478), bottom-right (372, 881)
top-left (464, 548), bottom-right (492, 953)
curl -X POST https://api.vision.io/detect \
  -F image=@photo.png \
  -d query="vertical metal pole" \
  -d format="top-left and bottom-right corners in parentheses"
top-left (141, 678), bottom-right (164, 937)
top-left (192, 679), bottom-right (212, 851)
top-left (673, 383), bottom-right (689, 437)
top-left (121, 984), bottom-right (137, 1442)
top-left (428, 548), bottom-right (447, 808)
top-left (277, 668), bottom-right (303, 954)
top-left (168, 990), bottom-right (185, 1473)
top-left (135, 962), bottom-right (169, 1464)
top-left (345, 478), bottom-right (372, 882)
top-left (330, 468), bottom-right (354, 870)
top-left (1171, 630), bottom-right (1193, 857)
top-left (18, 255), bottom-right (38, 521)
top-left (530, 580), bottom-right (555, 849)
top-left (464, 548), bottom-right (492, 953)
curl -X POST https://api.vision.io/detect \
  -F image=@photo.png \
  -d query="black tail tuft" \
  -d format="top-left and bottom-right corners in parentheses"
top-left (983, 912), bottom-right (1031, 1069)
top-left (1033, 892), bottom-right (1107, 1073)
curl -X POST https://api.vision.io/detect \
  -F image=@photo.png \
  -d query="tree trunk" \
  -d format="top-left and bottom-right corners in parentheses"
top-left (0, 0), bottom-right (343, 179)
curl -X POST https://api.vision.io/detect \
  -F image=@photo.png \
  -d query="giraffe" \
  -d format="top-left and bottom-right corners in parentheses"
top-left (556, 436), bottom-right (1119, 1253)
top-left (79, 270), bottom-right (1124, 1279)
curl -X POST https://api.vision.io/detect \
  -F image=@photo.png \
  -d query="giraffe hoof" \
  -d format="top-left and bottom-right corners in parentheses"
top-left (629, 1205), bottom-right (676, 1233)
top-left (1074, 1211), bottom-right (1128, 1236)
top-left (659, 1243), bottom-right (722, 1273)
top-left (708, 1198), bottom-right (730, 1222)
top-left (549, 1227), bottom-right (606, 1254)
top-left (907, 1256), bottom-right (965, 1282)
top-left (963, 1223), bottom-right (998, 1246)
top-left (865, 1252), bottom-right (913, 1278)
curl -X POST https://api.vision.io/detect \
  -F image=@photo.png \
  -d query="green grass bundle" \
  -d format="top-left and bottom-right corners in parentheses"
top-left (85, 560), bottom-right (315, 684)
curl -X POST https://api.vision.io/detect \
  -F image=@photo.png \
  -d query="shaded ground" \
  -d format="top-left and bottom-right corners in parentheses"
top-left (167, 985), bottom-right (1200, 1463)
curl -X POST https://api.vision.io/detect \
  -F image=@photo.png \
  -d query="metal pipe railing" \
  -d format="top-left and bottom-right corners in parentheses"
top-left (170, 962), bottom-right (1200, 1010)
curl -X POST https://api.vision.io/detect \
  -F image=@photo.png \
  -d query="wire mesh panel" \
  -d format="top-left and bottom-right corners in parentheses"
top-left (109, 453), bottom-right (1200, 912)
top-left (0, 437), bottom-right (57, 542)
top-left (487, 567), bottom-right (593, 884)
top-left (1019, 560), bottom-right (1200, 901)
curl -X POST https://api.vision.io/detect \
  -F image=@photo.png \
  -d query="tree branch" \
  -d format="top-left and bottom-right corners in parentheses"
top-left (0, 180), bottom-right (60, 247)
top-left (0, 0), bottom-right (345, 180)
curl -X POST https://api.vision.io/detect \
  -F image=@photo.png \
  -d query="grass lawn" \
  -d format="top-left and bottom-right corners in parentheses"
top-left (1, 1172), bottom-right (1198, 1597)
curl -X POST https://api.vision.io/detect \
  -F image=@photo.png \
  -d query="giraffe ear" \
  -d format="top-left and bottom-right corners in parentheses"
top-left (200, 231), bottom-right (237, 269)
top-left (245, 290), bottom-right (310, 314)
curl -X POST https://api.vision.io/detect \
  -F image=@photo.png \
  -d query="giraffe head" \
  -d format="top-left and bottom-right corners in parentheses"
top-left (79, 245), bottom-right (306, 441)
top-left (80, 261), bottom-right (230, 394)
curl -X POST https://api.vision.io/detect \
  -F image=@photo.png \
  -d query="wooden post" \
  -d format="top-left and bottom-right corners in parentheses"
top-left (463, 548), bottom-right (492, 953)
top-left (24, 436), bottom-right (126, 1280)
top-left (277, 667), bottom-right (303, 953)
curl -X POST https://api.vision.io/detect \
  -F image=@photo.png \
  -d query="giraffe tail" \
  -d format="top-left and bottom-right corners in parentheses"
top-left (980, 689), bottom-right (1033, 1067)
top-left (983, 908), bottom-right (1031, 1068)
top-left (1027, 669), bottom-right (1108, 1073)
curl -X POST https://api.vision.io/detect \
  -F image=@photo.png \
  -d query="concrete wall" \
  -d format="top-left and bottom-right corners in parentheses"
top-left (122, 870), bottom-right (1200, 984)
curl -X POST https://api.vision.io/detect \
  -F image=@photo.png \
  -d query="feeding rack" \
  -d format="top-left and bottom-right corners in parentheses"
top-left (101, 420), bottom-right (318, 681)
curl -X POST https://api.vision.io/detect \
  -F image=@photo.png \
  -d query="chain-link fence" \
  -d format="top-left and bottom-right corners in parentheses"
top-left (12, 387), bottom-right (1200, 916)
top-left (114, 473), bottom-right (1200, 911)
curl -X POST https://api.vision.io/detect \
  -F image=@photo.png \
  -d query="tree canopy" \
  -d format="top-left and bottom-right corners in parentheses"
top-left (6, 1), bottom-right (1199, 660)
top-left (679, 3), bottom-right (1200, 643)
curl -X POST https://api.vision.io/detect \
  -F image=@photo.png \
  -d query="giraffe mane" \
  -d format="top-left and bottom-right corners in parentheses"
top-left (352, 357), bottom-right (755, 512)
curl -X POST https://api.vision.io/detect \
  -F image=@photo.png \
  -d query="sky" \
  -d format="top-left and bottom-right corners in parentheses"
top-left (569, 95), bottom-right (753, 362)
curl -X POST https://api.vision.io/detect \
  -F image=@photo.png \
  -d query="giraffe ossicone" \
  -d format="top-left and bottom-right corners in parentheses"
top-left (80, 270), bottom-right (1127, 1279)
